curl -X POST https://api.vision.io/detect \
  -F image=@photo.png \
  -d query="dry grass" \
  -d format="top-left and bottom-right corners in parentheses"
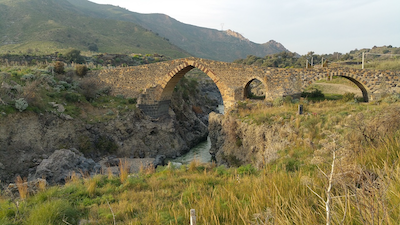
top-left (119, 158), bottom-right (129, 183)
top-left (37, 179), bottom-right (46, 192)
top-left (65, 171), bottom-right (81, 185)
top-left (139, 162), bottom-right (156, 175)
top-left (15, 176), bottom-right (28, 200)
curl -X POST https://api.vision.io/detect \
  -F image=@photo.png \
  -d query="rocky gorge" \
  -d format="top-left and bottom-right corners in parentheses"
top-left (0, 71), bottom-right (222, 187)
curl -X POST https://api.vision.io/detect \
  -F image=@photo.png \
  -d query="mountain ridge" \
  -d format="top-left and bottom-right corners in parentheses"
top-left (67, 0), bottom-right (289, 61)
top-left (0, 0), bottom-right (288, 61)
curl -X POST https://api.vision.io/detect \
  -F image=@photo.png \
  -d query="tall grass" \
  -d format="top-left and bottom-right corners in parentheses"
top-left (119, 158), bottom-right (129, 183)
top-left (15, 176), bottom-right (28, 200)
top-left (1, 155), bottom-right (399, 224)
top-left (2, 97), bottom-right (400, 224)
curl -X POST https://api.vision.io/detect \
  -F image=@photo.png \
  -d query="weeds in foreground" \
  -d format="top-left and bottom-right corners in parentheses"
top-left (119, 159), bottom-right (129, 183)
top-left (15, 176), bottom-right (28, 201)
top-left (1, 142), bottom-right (400, 225)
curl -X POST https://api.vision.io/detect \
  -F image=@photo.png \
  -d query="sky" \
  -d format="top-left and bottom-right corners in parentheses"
top-left (89, 0), bottom-right (400, 55)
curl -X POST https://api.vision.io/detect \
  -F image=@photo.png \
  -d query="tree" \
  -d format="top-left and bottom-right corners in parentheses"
top-left (88, 43), bottom-right (98, 52)
top-left (65, 49), bottom-right (84, 63)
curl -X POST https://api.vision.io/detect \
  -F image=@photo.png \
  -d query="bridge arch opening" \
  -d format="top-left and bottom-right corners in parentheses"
top-left (160, 64), bottom-right (225, 114)
top-left (304, 75), bottom-right (369, 102)
top-left (244, 78), bottom-right (267, 100)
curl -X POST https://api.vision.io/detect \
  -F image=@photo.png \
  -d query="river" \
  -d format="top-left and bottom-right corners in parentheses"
top-left (168, 105), bottom-right (224, 164)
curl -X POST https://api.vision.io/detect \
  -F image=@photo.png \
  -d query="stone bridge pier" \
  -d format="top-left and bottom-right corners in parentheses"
top-left (95, 57), bottom-right (399, 118)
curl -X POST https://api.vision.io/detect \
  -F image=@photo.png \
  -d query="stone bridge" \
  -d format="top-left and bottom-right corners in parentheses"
top-left (95, 57), bottom-right (400, 117)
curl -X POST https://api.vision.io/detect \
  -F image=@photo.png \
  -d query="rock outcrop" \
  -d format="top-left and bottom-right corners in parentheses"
top-left (209, 112), bottom-right (291, 167)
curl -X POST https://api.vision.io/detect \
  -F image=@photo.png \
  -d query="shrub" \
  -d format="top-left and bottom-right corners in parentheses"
top-left (65, 49), bottom-right (84, 63)
top-left (15, 98), bottom-right (28, 112)
top-left (237, 164), bottom-right (257, 175)
top-left (21, 74), bottom-right (36, 81)
top-left (64, 92), bottom-right (80, 103)
top-left (23, 80), bottom-right (46, 111)
top-left (342, 92), bottom-right (355, 102)
top-left (273, 97), bottom-right (283, 106)
top-left (79, 78), bottom-right (100, 101)
top-left (284, 95), bottom-right (293, 104)
top-left (128, 98), bottom-right (137, 104)
top-left (75, 64), bottom-right (88, 77)
top-left (54, 61), bottom-right (64, 74)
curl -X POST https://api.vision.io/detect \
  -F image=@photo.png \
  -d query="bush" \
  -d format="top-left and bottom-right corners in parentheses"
top-left (79, 78), bottom-right (100, 101)
top-left (21, 74), bottom-right (36, 81)
top-left (64, 92), bottom-right (80, 103)
top-left (237, 164), bottom-right (257, 175)
top-left (273, 97), bottom-right (283, 106)
top-left (75, 65), bottom-right (88, 77)
top-left (65, 49), bottom-right (84, 63)
top-left (284, 95), bottom-right (293, 104)
top-left (301, 88), bottom-right (325, 99)
top-left (15, 98), bottom-right (28, 112)
top-left (342, 92), bottom-right (356, 102)
top-left (54, 61), bottom-right (64, 74)
top-left (128, 98), bottom-right (137, 104)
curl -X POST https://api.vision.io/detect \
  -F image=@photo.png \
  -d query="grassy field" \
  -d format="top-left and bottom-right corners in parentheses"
top-left (2, 94), bottom-right (400, 224)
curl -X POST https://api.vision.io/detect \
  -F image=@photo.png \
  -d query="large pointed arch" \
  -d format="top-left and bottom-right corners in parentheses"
top-left (157, 61), bottom-right (229, 107)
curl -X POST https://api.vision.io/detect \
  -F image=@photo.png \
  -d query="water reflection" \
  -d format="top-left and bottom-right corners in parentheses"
top-left (168, 105), bottom-right (224, 164)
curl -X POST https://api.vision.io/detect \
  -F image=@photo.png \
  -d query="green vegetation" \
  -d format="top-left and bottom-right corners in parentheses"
top-left (235, 46), bottom-right (400, 70)
top-left (0, 0), bottom-right (190, 58)
top-left (0, 62), bottom-right (138, 123)
top-left (2, 79), bottom-right (400, 223)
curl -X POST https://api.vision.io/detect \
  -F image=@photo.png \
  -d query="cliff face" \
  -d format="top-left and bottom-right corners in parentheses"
top-left (0, 85), bottom-right (214, 185)
top-left (208, 112), bottom-right (291, 167)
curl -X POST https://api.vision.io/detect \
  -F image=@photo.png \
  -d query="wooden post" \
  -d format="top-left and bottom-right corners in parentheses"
top-left (362, 52), bottom-right (365, 69)
top-left (190, 209), bottom-right (196, 225)
top-left (298, 104), bottom-right (303, 115)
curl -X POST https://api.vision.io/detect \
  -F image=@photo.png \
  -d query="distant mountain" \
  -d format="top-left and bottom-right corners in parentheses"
top-left (66, 0), bottom-right (289, 62)
top-left (0, 0), bottom-right (190, 58)
top-left (0, 0), bottom-right (288, 61)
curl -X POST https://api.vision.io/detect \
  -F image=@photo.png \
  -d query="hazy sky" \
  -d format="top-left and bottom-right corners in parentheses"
top-left (89, 0), bottom-right (400, 55)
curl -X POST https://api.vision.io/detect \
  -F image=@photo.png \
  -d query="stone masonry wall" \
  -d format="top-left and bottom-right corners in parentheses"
top-left (94, 57), bottom-right (399, 116)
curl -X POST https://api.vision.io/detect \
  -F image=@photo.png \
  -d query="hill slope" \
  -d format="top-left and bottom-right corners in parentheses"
top-left (0, 0), bottom-right (190, 58)
top-left (65, 0), bottom-right (289, 61)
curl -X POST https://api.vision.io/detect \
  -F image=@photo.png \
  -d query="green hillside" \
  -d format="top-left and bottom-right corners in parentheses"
top-left (65, 0), bottom-right (289, 62)
top-left (0, 0), bottom-right (190, 58)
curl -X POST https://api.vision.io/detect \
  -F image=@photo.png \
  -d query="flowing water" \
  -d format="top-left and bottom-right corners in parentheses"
top-left (168, 105), bottom-right (224, 164)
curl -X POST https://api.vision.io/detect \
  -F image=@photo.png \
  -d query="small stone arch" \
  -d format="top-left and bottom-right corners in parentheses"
top-left (302, 72), bottom-right (371, 102)
top-left (243, 77), bottom-right (268, 100)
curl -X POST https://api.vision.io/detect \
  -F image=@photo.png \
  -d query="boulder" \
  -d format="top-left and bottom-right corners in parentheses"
top-left (34, 148), bottom-right (101, 185)
top-left (153, 155), bottom-right (166, 167)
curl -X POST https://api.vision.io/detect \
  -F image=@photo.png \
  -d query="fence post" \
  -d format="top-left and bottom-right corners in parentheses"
top-left (190, 209), bottom-right (196, 225)
top-left (298, 104), bottom-right (303, 115)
